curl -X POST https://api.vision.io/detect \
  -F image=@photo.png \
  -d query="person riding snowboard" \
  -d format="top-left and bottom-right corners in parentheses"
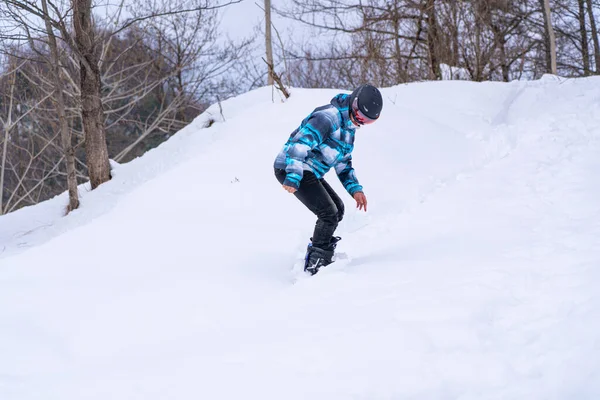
top-left (274, 84), bottom-right (383, 275)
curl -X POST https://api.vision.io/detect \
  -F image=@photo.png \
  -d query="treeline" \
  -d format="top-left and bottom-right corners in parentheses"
top-left (275, 0), bottom-right (600, 87)
top-left (0, 0), bottom-right (257, 214)
top-left (1, 0), bottom-right (599, 214)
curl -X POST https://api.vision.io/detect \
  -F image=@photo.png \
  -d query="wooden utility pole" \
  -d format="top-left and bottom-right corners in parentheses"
top-left (541, 0), bottom-right (557, 74)
top-left (265, 0), bottom-right (274, 85)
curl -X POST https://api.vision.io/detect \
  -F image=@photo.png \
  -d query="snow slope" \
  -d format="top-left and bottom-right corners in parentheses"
top-left (1, 76), bottom-right (600, 399)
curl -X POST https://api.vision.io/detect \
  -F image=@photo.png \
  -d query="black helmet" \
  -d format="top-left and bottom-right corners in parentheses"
top-left (349, 84), bottom-right (383, 125)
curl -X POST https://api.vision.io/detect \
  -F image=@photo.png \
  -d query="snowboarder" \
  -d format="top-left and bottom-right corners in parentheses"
top-left (274, 84), bottom-right (383, 275)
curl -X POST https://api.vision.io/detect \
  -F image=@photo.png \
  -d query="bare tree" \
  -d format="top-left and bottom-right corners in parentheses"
top-left (41, 0), bottom-right (79, 210)
top-left (0, 1), bottom-right (80, 212)
top-left (425, 0), bottom-right (441, 80)
top-left (1, 0), bottom-right (112, 189)
top-left (0, 0), bottom-right (253, 213)
top-left (0, 59), bottom-right (63, 214)
top-left (2, 0), bottom-right (245, 193)
top-left (109, 0), bottom-right (255, 159)
top-left (465, 0), bottom-right (536, 82)
top-left (73, 0), bottom-right (111, 189)
top-left (0, 67), bottom-right (16, 214)
top-left (577, 0), bottom-right (591, 75)
top-left (586, 0), bottom-right (600, 72)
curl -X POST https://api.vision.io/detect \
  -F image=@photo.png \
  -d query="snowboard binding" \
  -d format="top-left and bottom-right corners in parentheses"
top-left (303, 236), bottom-right (342, 275)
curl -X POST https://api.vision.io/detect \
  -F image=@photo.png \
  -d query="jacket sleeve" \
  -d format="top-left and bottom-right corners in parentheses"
top-left (282, 112), bottom-right (333, 190)
top-left (335, 153), bottom-right (363, 195)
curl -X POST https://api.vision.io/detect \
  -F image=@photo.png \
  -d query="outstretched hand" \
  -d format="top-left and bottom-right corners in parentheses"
top-left (353, 192), bottom-right (368, 212)
top-left (283, 185), bottom-right (297, 194)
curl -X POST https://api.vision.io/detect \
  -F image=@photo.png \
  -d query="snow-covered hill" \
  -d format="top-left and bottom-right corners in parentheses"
top-left (1, 76), bottom-right (599, 399)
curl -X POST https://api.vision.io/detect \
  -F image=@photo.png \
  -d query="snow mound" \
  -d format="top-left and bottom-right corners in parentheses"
top-left (1, 78), bottom-right (599, 399)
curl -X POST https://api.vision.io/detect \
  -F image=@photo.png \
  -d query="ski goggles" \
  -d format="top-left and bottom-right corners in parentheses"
top-left (351, 97), bottom-right (377, 126)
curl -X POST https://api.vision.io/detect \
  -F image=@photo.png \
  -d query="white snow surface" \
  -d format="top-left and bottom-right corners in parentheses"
top-left (1, 76), bottom-right (600, 399)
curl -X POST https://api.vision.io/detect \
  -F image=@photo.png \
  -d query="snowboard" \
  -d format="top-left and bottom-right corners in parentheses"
top-left (291, 244), bottom-right (351, 282)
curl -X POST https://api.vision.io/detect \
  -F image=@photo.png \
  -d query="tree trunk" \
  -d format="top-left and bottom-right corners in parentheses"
top-left (265, 0), bottom-right (274, 85)
top-left (586, 0), bottom-right (600, 73)
top-left (425, 0), bottom-right (441, 80)
top-left (406, 5), bottom-right (425, 75)
top-left (42, 0), bottom-right (79, 211)
top-left (540, 0), bottom-right (557, 74)
top-left (176, 54), bottom-right (187, 123)
top-left (451, 0), bottom-right (460, 67)
top-left (73, 0), bottom-right (111, 189)
top-left (498, 35), bottom-right (510, 82)
top-left (392, 2), bottom-right (404, 83)
top-left (489, 19), bottom-right (510, 82)
top-left (0, 70), bottom-right (14, 214)
top-left (474, 11), bottom-right (483, 81)
top-left (578, 0), bottom-right (590, 75)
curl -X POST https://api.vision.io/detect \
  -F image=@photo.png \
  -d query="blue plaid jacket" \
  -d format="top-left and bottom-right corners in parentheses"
top-left (274, 94), bottom-right (363, 195)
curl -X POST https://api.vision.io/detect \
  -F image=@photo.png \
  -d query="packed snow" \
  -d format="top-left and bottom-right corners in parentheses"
top-left (1, 76), bottom-right (599, 399)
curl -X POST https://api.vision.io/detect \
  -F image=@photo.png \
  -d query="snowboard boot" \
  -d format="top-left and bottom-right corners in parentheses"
top-left (304, 246), bottom-right (334, 276)
top-left (303, 236), bottom-right (342, 275)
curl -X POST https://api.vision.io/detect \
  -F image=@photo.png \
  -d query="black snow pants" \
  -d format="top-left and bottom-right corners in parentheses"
top-left (275, 168), bottom-right (344, 249)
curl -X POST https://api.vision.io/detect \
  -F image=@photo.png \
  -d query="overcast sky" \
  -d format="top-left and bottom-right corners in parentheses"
top-left (218, 0), bottom-right (322, 52)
